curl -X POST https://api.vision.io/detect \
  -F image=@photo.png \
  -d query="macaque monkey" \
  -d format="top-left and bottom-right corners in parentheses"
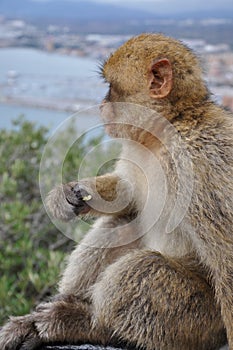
top-left (1, 33), bottom-right (232, 350)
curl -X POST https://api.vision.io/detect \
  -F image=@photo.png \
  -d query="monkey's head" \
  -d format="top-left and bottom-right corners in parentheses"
top-left (100, 33), bottom-right (209, 140)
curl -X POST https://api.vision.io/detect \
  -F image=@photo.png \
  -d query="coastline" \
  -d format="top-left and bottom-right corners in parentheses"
top-left (0, 95), bottom-right (98, 113)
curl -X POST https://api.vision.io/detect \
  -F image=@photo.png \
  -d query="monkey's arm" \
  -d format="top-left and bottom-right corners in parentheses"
top-left (46, 174), bottom-right (133, 221)
top-left (59, 214), bottom-right (142, 294)
top-left (47, 173), bottom-right (139, 294)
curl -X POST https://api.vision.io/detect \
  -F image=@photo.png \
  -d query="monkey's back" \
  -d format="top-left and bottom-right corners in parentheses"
top-left (180, 103), bottom-right (233, 262)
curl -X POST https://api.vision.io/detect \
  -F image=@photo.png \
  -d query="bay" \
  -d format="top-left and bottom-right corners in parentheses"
top-left (0, 104), bottom-right (70, 130)
top-left (0, 48), bottom-right (107, 130)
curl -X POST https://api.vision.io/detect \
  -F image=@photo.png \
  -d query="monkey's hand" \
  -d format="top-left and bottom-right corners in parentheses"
top-left (46, 174), bottom-right (132, 222)
top-left (46, 181), bottom-right (92, 221)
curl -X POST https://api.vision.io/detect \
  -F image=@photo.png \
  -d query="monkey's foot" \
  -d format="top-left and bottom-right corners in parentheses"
top-left (0, 297), bottom-right (97, 350)
top-left (0, 314), bottom-right (42, 350)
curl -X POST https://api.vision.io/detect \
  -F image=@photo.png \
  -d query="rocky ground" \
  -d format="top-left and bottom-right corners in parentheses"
top-left (41, 345), bottom-right (125, 350)
top-left (40, 344), bottom-right (229, 350)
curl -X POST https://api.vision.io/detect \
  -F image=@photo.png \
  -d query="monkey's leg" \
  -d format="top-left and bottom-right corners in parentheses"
top-left (92, 250), bottom-right (227, 350)
top-left (0, 251), bottom-right (226, 350)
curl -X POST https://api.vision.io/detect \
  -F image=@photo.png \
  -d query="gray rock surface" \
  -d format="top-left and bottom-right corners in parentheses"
top-left (41, 345), bottom-right (125, 350)
top-left (40, 344), bottom-right (229, 350)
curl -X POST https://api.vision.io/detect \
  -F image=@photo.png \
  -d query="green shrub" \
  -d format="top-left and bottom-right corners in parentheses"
top-left (0, 117), bottom-right (111, 325)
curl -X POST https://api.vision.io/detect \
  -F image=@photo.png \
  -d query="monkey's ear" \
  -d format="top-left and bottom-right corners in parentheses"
top-left (148, 59), bottom-right (173, 99)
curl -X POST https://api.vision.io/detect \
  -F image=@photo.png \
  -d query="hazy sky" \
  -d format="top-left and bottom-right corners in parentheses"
top-left (31, 0), bottom-right (233, 15)
top-left (94, 0), bottom-right (233, 11)
top-left (29, 0), bottom-right (233, 17)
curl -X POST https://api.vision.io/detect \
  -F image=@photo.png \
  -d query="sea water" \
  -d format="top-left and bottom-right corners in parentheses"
top-left (0, 47), bottom-right (107, 131)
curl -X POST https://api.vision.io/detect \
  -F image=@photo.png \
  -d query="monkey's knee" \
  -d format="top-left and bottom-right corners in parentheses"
top-left (92, 250), bottom-right (226, 350)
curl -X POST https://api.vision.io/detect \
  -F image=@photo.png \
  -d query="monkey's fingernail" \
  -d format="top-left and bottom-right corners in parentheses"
top-left (82, 194), bottom-right (92, 201)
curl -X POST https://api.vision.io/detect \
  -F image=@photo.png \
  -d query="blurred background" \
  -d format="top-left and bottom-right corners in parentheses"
top-left (0, 0), bottom-right (233, 130)
top-left (0, 0), bottom-right (233, 326)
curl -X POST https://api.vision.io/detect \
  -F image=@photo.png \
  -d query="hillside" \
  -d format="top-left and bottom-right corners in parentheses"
top-left (1, 0), bottom-right (233, 22)
top-left (0, 0), bottom-right (156, 21)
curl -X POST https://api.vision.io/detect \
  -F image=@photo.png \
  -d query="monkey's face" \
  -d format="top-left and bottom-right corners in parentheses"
top-left (99, 74), bottom-right (137, 138)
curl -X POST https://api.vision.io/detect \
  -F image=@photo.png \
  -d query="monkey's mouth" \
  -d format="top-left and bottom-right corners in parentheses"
top-left (66, 196), bottom-right (80, 207)
top-left (65, 195), bottom-right (90, 215)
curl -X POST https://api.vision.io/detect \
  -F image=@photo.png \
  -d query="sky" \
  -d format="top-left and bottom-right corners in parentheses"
top-left (94, 0), bottom-right (233, 11)
top-left (32, 0), bottom-right (233, 14)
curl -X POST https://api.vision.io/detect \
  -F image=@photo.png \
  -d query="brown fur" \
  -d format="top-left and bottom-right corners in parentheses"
top-left (0, 33), bottom-right (232, 350)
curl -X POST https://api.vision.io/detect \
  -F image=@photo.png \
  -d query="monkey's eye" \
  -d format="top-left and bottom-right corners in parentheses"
top-left (103, 79), bottom-right (111, 88)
